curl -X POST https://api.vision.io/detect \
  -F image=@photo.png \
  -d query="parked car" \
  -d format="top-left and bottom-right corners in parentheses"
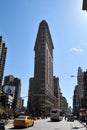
top-left (13, 115), bottom-right (34, 128)
top-left (0, 121), bottom-right (5, 130)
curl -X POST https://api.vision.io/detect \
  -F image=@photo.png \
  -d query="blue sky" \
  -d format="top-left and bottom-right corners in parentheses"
top-left (0, 0), bottom-right (87, 107)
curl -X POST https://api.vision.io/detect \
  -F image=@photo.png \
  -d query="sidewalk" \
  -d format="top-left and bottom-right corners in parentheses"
top-left (79, 120), bottom-right (87, 127)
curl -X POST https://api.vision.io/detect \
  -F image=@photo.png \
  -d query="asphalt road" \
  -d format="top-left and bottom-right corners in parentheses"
top-left (5, 118), bottom-right (87, 130)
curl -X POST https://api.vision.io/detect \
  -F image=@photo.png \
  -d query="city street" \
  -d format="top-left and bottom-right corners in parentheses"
top-left (5, 118), bottom-right (87, 130)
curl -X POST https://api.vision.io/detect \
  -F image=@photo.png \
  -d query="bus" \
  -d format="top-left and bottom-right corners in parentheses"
top-left (50, 109), bottom-right (63, 121)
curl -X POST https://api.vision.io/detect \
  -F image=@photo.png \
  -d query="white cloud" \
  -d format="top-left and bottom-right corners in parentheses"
top-left (70, 48), bottom-right (84, 53)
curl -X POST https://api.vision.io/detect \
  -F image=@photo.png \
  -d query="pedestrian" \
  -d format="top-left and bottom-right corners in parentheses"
top-left (65, 114), bottom-right (66, 120)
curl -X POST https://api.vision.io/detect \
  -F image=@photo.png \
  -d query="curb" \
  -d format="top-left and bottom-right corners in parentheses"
top-left (79, 120), bottom-right (87, 127)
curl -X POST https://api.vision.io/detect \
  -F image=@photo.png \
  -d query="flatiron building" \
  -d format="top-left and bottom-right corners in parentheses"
top-left (27, 20), bottom-right (55, 116)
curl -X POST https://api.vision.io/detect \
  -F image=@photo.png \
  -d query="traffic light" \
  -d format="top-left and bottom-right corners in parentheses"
top-left (82, 0), bottom-right (87, 10)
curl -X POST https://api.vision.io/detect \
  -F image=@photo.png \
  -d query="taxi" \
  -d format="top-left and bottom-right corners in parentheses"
top-left (13, 115), bottom-right (34, 128)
